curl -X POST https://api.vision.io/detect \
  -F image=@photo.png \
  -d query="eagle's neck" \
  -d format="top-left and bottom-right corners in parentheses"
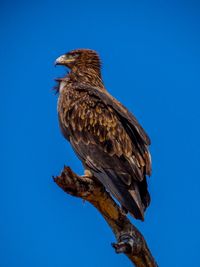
top-left (67, 67), bottom-right (104, 89)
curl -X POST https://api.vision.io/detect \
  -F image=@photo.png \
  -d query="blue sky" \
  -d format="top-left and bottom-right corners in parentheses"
top-left (1, 0), bottom-right (200, 266)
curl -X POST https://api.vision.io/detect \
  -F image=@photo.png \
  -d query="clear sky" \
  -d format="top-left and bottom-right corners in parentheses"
top-left (1, 0), bottom-right (200, 266)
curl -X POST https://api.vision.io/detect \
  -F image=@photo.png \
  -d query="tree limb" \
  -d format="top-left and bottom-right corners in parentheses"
top-left (53, 166), bottom-right (158, 267)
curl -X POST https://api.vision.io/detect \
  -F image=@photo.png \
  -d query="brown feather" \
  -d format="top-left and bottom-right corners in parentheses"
top-left (56, 49), bottom-right (152, 220)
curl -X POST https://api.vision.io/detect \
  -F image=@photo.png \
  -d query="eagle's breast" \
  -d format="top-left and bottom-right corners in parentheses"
top-left (59, 81), bottom-right (67, 93)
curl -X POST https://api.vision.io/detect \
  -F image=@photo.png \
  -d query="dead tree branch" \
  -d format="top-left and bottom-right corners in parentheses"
top-left (53, 166), bottom-right (158, 267)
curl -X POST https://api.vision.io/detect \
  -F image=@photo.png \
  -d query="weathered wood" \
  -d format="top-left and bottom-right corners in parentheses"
top-left (54, 166), bottom-right (157, 267)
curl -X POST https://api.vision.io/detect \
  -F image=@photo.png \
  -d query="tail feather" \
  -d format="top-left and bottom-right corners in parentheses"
top-left (94, 169), bottom-right (145, 221)
top-left (138, 176), bottom-right (151, 210)
top-left (128, 183), bottom-right (145, 220)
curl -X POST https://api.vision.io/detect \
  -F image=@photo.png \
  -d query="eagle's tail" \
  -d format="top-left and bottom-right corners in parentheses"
top-left (128, 182), bottom-right (145, 220)
top-left (127, 176), bottom-right (151, 220)
top-left (95, 169), bottom-right (147, 221)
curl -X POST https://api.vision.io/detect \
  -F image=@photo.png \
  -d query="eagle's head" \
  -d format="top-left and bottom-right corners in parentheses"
top-left (55, 49), bottom-right (101, 71)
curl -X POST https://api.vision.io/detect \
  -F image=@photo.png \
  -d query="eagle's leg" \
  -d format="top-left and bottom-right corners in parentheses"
top-left (78, 169), bottom-right (94, 183)
top-left (81, 169), bottom-right (100, 184)
top-left (83, 169), bottom-right (93, 177)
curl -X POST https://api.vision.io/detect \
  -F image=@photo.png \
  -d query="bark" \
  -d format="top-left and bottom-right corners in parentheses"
top-left (53, 166), bottom-right (158, 267)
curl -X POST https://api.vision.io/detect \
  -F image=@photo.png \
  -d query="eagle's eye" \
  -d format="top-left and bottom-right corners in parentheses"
top-left (66, 54), bottom-right (73, 59)
top-left (67, 53), bottom-right (79, 59)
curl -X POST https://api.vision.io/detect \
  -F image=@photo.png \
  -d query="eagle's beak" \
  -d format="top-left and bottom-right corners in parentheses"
top-left (54, 55), bottom-right (75, 66)
top-left (54, 55), bottom-right (66, 66)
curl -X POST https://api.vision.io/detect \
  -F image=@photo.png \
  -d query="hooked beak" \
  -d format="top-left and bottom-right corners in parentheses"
top-left (54, 54), bottom-right (75, 66)
top-left (54, 55), bottom-right (66, 66)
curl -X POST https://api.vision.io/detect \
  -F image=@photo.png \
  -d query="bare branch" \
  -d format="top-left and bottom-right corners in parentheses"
top-left (54, 166), bottom-right (158, 267)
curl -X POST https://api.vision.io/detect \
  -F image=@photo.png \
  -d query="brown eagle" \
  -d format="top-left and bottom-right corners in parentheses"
top-left (55, 49), bottom-right (151, 221)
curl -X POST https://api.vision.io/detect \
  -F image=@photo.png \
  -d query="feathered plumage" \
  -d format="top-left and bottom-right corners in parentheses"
top-left (55, 49), bottom-right (152, 220)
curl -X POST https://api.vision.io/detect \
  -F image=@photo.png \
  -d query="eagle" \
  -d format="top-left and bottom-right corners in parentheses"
top-left (55, 49), bottom-right (151, 221)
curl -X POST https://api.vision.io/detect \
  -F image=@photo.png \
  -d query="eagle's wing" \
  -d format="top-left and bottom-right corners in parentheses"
top-left (73, 84), bottom-right (152, 176)
top-left (59, 84), bottom-right (151, 220)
